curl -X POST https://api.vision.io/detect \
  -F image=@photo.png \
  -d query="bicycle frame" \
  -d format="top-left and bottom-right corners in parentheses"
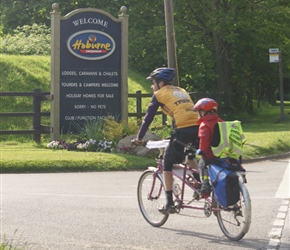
top-left (149, 154), bottom-right (221, 214)
top-left (172, 164), bottom-right (210, 211)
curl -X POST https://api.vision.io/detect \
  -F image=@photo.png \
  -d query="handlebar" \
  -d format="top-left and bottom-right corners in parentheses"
top-left (131, 138), bottom-right (147, 147)
top-left (131, 138), bottom-right (200, 157)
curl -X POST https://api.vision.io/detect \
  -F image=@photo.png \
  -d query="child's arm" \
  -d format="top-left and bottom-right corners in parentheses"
top-left (199, 125), bottom-right (215, 161)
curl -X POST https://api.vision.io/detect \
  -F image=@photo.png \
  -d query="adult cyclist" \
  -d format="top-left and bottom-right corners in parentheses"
top-left (132, 67), bottom-right (199, 214)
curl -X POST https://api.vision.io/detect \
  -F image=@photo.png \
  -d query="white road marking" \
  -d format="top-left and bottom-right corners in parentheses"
top-left (27, 193), bottom-right (136, 198)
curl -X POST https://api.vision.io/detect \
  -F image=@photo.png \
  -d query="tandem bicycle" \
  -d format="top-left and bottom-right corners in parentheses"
top-left (136, 139), bottom-right (251, 241)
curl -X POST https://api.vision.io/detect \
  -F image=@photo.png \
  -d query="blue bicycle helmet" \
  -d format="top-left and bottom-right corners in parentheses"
top-left (146, 67), bottom-right (176, 82)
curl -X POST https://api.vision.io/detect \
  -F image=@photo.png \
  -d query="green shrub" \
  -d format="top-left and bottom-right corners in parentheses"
top-left (47, 117), bottom-right (140, 153)
top-left (73, 119), bottom-right (106, 142)
top-left (0, 24), bottom-right (50, 55)
top-left (150, 120), bottom-right (172, 139)
top-left (103, 117), bottom-right (139, 142)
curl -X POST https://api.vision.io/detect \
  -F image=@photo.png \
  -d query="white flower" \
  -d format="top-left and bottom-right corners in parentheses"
top-left (77, 142), bottom-right (88, 150)
top-left (89, 139), bottom-right (96, 145)
top-left (47, 141), bottom-right (59, 148)
top-left (98, 139), bottom-right (112, 149)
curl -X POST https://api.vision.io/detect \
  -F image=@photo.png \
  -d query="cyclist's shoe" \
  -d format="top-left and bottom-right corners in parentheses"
top-left (200, 182), bottom-right (211, 194)
top-left (158, 204), bottom-right (176, 214)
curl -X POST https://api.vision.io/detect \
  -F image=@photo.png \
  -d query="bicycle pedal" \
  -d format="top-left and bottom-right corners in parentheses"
top-left (174, 206), bottom-right (181, 214)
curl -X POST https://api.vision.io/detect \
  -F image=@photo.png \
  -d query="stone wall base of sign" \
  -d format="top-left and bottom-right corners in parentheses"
top-left (117, 132), bottom-right (160, 157)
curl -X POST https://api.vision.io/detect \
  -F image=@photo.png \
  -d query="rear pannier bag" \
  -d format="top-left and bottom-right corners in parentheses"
top-left (208, 163), bottom-right (240, 207)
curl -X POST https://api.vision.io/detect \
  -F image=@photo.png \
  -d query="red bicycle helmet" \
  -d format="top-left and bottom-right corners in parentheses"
top-left (193, 98), bottom-right (218, 112)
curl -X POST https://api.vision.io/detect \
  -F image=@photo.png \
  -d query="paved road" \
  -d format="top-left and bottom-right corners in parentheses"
top-left (1, 158), bottom-right (289, 250)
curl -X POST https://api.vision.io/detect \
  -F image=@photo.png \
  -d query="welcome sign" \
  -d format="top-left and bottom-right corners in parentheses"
top-left (50, 4), bottom-right (129, 138)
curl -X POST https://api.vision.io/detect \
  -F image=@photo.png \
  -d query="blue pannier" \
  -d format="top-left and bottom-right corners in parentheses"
top-left (208, 163), bottom-right (240, 207)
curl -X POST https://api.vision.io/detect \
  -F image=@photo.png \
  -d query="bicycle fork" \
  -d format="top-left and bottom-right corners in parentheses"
top-left (148, 167), bottom-right (164, 201)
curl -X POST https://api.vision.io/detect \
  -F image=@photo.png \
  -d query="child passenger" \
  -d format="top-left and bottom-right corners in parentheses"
top-left (192, 98), bottom-right (224, 194)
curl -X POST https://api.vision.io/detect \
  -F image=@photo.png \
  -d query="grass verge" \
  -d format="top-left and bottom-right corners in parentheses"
top-left (0, 142), bottom-right (156, 173)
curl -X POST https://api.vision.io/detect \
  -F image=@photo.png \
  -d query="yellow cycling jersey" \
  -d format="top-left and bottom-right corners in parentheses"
top-left (155, 85), bottom-right (198, 128)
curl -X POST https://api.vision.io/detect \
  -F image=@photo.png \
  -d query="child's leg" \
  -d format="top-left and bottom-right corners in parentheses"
top-left (198, 158), bottom-right (211, 193)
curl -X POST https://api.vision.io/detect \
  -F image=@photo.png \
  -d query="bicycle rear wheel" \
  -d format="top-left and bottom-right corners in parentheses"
top-left (216, 182), bottom-right (251, 241)
top-left (137, 169), bottom-right (169, 227)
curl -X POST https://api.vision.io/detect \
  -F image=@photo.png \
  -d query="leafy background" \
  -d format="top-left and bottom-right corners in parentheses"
top-left (1, 0), bottom-right (290, 114)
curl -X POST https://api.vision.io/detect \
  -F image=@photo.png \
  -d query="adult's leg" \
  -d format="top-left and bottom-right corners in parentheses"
top-left (159, 138), bottom-right (176, 214)
top-left (177, 126), bottom-right (199, 170)
top-left (163, 171), bottom-right (173, 191)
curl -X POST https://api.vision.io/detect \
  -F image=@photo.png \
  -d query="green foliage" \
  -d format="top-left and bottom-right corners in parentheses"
top-left (103, 117), bottom-right (139, 142)
top-left (73, 118), bottom-right (106, 142)
top-left (71, 115), bottom-right (138, 152)
top-left (173, 0), bottom-right (290, 112)
top-left (0, 0), bottom-right (66, 34)
top-left (0, 24), bottom-right (50, 55)
top-left (55, 118), bottom-right (113, 152)
top-left (0, 24), bottom-right (3, 37)
top-left (1, 1), bottom-right (290, 113)
top-left (150, 122), bottom-right (172, 139)
top-left (0, 0), bottom-right (125, 34)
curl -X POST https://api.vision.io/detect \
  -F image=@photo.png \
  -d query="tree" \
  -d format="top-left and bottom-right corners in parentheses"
top-left (1, 0), bottom-right (290, 113)
top-left (0, 0), bottom-right (124, 33)
top-left (173, 0), bottom-right (290, 112)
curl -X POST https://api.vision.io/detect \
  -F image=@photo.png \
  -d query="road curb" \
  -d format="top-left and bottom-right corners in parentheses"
top-left (279, 199), bottom-right (290, 250)
top-left (243, 151), bottom-right (290, 163)
top-left (267, 199), bottom-right (290, 250)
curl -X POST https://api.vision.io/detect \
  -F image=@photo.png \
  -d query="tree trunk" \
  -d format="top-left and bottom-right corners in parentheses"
top-left (247, 92), bottom-right (254, 114)
top-left (212, 0), bottom-right (233, 106)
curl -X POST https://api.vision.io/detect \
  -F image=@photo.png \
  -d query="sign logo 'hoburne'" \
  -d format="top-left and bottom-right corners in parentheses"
top-left (67, 30), bottom-right (115, 60)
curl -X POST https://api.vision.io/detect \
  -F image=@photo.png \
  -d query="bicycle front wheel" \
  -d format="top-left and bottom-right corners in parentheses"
top-left (137, 169), bottom-right (169, 227)
top-left (216, 182), bottom-right (252, 241)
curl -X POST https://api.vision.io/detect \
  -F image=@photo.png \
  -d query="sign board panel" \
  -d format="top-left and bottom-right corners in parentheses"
top-left (269, 48), bottom-right (279, 53)
top-left (269, 48), bottom-right (280, 63)
top-left (59, 11), bottom-right (122, 134)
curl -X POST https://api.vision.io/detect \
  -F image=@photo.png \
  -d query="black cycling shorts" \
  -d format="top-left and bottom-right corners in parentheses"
top-left (163, 125), bottom-right (199, 171)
